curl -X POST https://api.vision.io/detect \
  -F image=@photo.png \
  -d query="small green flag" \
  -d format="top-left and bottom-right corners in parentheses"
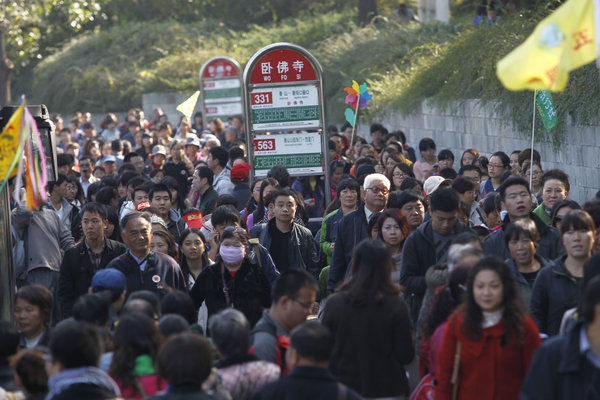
top-left (535, 90), bottom-right (558, 131)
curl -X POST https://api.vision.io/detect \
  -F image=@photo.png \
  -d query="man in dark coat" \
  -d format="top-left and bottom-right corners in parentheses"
top-left (252, 321), bottom-right (363, 400)
top-left (400, 188), bottom-right (473, 322)
top-left (58, 202), bottom-right (127, 319)
top-left (106, 211), bottom-right (186, 297)
top-left (484, 176), bottom-right (562, 261)
top-left (328, 173), bottom-right (390, 291)
top-left (521, 275), bottom-right (600, 400)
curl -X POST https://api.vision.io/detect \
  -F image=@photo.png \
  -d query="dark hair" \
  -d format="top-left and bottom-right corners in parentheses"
top-left (439, 168), bottom-right (458, 180)
top-left (253, 178), bottom-right (280, 222)
top-left (109, 313), bottom-right (162, 393)
top-left (551, 200), bottom-right (581, 227)
top-left (124, 152), bottom-right (142, 163)
top-left (99, 175), bottom-right (118, 189)
top-left (290, 320), bottom-right (333, 363)
top-left (503, 219), bottom-right (540, 247)
top-left (209, 146), bottom-right (229, 168)
top-left (325, 178), bottom-right (360, 215)
top-left (217, 226), bottom-right (249, 255)
top-left (72, 293), bottom-right (111, 327)
top-left (50, 320), bottom-right (101, 368)
top-left (583, 198), bottom-right (600, 229)
top-left (15, 285), bottom-right (53, 327)
top-left (389, 163), bottom-right (415, 191)
top-left (339, 239), bottom-right (401, 305)
top-left (388, 189), bottom-right (425, 210)
top-left (540, 169), bottom-right (570, 192)
top-left (423, 266), bottom-right (470, 338)
top-left (267, 165), bottom-right (291, 188)
top-left (211, 205), bottom-right (241, 228)
top-left (0, 320), bottom-right (19, 361)
top-left (178, 228), bottom-right (210, 282)
top-left (429, 188), bottom-right (459, 212)
top-left (418, 138), bottom-right (436, 152)
top-left (209, 309), bottom-right (251, 358)
top-left (47, 173), bottom-right (67, 193)
top-left (437, 149), bottom-right (454, 161)
top-left (160, 291), bottom-right (197, 326)
top-left (518, 149), bottom-right (541, 167)
top-left (458, 164), bottom-right (482, 177)
top-left (272, 270), bottom-right (318, 302)
top-left (376, 208), bottom-right (410, 246)
top-left (87, 182), bottom-right (101, 200)
top-left (370, 123), bottom-right (385, 134)
top-left (581, 276), bottom-right (600, 322)
top-left (149, 182), bottom-right (173, 202)
top-left (128, 291), bottom-right (161, 318)
top-left (499, 176), bottom-right (530, 202)
top-left (14, 349), bottom-right (48, 397)
top-left (452, 177), bottom-right (476, 194)
top-left (95, 186), bottom-right (119, 206)
top-left (460, 149), bottom-right (479, 166)
top-left (399, 177), bottom-right (422, 191)
top-left (229, 146), bottom-right (245, 163)
top-left (216, 194), bottom-right (238, 209)
top-left (156, 333), bottom-right (213, 387)
top-left (158, 314), bottom-right (190, 338)
top-left (482, 192), bottom-right (500, 214)
top-left (490, 151), bottom-right (510, 168)
top-left (559, 209), bottom-right (596, 236)
top-left (195, 166), bottom-right (214, 186)
top-left (462, 257), bottom-right (526, 342)
top-left (81, 201), bottom-right (108, 220)
top-left (270, 188), bottom-right (297, 206)
top-left (152, 230), bottom-right (179, 262)
top-left (118, 172), bottom-right (139, 188)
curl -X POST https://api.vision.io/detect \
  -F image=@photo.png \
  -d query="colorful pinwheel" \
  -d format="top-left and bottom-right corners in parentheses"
top-left (343, 80), bottom-right (373, 153)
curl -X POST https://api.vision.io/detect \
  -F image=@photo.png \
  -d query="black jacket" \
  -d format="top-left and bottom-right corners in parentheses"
top-left (250, 218), bottom-right (320, 279)
top-left (530, 255), bottom-right (581, 336)
top-left (252, 366), bottom-right (363, 400)
top-left (107, 251), bottom-right (187, 297)
top-left (147, 384), bottom-right (229, 400)
top-left (328, 205), bottom-right (369, 291)
top-left (58, 239), bottom-right (127, 319)
top-left (399, 219), bottom-right (472, 322)
top-left (520, 321), bottom-right (600, 400)
top-left (484, 212), bottom-right (562, 261)
top-left (190, 259), bottom-right (271, 327)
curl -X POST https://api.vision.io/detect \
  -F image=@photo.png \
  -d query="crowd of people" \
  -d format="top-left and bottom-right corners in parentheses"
top-left (2, 108), bottom-right (600, 400)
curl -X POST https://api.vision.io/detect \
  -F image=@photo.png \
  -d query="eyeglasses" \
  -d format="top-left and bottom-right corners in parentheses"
top-left (488, 163), bottom-right (504, 169)
top-left (393, 173), bottom-right (408, 179)
top-left (290, 297), bottom-right (313, 310)
top-left (366, 187), bottom-right (389, 195)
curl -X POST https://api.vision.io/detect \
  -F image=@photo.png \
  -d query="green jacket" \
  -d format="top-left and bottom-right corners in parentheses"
top-left (533, 202), bottom-right (552, 225)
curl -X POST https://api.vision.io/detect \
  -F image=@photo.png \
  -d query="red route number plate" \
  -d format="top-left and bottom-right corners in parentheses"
top-left (251, 92), bottom-right (273, 105)
top-left (254, 138), bottom-right (276, 151)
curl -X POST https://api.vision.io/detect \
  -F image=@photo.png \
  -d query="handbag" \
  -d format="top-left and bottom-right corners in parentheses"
top-left (450, 341), bottom-right (461, 400)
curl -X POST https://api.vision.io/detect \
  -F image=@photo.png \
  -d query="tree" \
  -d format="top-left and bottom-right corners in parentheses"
top-left (0, 23), bottom-right (13, 106)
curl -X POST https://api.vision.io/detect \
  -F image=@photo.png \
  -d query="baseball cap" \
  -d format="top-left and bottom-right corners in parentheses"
top-left (230, 162), bottom-right (251, 182)
top-left (152, 145), bottom-right (167, 157)
top-left (101, 155), bottom-right (117, 163)
top-left (185, 136), bottom-right (201, 148)
top-left (91, 268), bottom-right (127, 295)
top-left (424, 176), bottom-right (451, 196)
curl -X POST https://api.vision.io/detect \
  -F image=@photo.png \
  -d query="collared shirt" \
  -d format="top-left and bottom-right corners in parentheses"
top-left (364, 206), bottom-right (376, 223)
top-left (85, 239), bottom-right (105, 272)
top-left (580, 323), bottom-right (600, 369)
top-left (128, 250), bottom-right (149, 272)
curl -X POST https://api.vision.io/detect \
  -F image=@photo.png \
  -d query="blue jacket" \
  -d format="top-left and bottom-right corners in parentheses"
top-left (520, 321), bottom-right (600, 400)
top-left (328, 205), bottom-right (369, 291)
top-left (484, 212), bottom-right (562, 261)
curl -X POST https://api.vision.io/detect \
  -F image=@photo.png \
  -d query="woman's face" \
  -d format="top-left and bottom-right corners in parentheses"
top-left (488, 156), bottom-right (507, 179)
top-left (385, 156), bottom-right (397, 171)
top-left (381, 217), bottom-right (403, 247)
top-left (262, 185), bottom-right (276, 204)
top-left (461, 152), bottom-right (476, 166)
top-left (182, 233), bottom-right (205, 261)
top-left (507, 235), bottom-right (536, 266)
top-left (252, 180), bottom-right (263, 203)
top-left (170, 189), bottom-right (178, 204)
top-left (171, 144), bottom-right (184, 161)
top-left (101, 142), bottom-right (112, 157)
top-left (510, 153), bottom-right (520, 174)
top-left (143, 136), bottom-right (153, 147)
top-left (524, 164), bottom-right (543, 187)
top-left (553, 206), bottom-right (572, 229)
top-left (353, 141), bottom-right (362, 155)
top-left (220, 237), bottom-right (246, 258)
top-left (421, 147), bottom-right (436, 162)
top-left (90, 142), bottom-right (101, 158)
top-left (381, 151), bottom-right (390, 166)
top-left (331, 167), bottom-right (343, 185)
top-left (14, 298), bottom-right (45, 338)
top-left (562, 227), bottom-right (595, 259)
top-left (105, 222), bottom-right (115, 237)
top-left (542, 179), bottom-right (567, 210)
top-left (339, 188), bottom-right (358, 210)
top-left (473, 269), bottom-right (504, 313)
top-left (150, 235), bottom-right (169, 255)
top-left (210, 121), bottom-right (218, 133)
top-left (458, 189), bottom-right (477, 207)
top-left (392, 166), bottom-right (409, 188)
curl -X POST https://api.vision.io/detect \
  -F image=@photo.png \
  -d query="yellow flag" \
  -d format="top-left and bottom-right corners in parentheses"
top-left (0, 103), bottom-right (25, 180)
top-left (176, 90), bottom-right (200, 120)
top-left (496, 0), bottom-right (597, 92)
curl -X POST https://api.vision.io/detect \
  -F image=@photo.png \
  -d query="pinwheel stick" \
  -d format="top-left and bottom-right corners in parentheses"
top-left (349, 100), bottom-right (360, 155)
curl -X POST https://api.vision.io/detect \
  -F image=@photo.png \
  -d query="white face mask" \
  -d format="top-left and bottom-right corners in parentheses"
top-left (219, 245), bottom-right (245, 264)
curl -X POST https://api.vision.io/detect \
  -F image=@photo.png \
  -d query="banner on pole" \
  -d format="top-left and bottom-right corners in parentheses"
top-left (535, 90), bottom-right (558, 130)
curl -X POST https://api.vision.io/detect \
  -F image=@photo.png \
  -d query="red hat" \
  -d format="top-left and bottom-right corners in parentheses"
top-left (230, 162), bottom-right (251, 182)
top-left (136, 201), bottom-right (150, 211)
top-left (183, 210), bottom-right (203, 229)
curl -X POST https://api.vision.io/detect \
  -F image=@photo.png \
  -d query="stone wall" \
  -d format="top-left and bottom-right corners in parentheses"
top-left (357, 99), bottom-right (600, 204)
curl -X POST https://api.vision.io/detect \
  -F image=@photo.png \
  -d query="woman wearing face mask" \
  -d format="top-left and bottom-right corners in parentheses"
top-left (189, 226), bottom-right (271, 327)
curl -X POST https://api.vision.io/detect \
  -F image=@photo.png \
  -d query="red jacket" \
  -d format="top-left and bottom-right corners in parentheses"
top-left (434, 311), bottom-right (541, 400)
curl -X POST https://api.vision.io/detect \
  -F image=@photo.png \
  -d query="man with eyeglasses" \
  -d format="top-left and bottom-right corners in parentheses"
top-left (78, 155), bottom-right (100, 199)
top-left (328, 173), bottom-right (390, 291)
top-left (483, 176), bottom-right (561, 261)
top-left (400, 188), bottom-right (473, 323)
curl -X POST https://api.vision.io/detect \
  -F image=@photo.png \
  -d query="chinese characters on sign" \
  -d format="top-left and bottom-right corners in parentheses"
top-left (200, 57), bottom-right (243, 125)
top-left (250, 49), bottom-right (317, 84)
top-left (253, 132), bottom-right (323, 176)
top-left (249, 85), bottom-right (320, 131)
